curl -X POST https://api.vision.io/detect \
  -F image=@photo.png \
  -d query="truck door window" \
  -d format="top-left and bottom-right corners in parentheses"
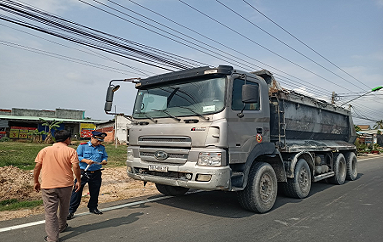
top-left (232, 79), bottom-right (260, 111)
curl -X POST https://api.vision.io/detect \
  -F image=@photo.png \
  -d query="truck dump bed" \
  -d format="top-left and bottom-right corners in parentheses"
top-left (253, 70), bottom-right (357, 152)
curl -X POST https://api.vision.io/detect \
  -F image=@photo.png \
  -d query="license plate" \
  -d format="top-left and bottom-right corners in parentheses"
top-left (148, 165), bottom-right (168, 172)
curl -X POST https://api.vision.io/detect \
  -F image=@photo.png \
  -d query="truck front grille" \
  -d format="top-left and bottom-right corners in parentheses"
top-left (138, 136), bottom-right (192, 148)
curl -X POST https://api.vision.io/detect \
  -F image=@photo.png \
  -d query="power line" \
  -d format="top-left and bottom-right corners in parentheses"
top-left (216, 0), bottom-right (366, 91)
top-left (178, 0), bottom-right (354, 92)
top-left (0, 22), bottom-right (154, 77)
top-left (0, 40), bottom-right (146, 76)
top-left (242, 0), bottom-right (371, 91)
top-left (0, 0), bottom-right (204, 71)
top-left (122, 0), bottom-right (334, 97)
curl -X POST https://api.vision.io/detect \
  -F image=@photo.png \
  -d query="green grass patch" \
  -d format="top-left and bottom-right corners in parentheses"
top-left (0, 141), bottom-right (128, 170)
top-left (0, 199), bottom-right (43, 211)
top-left (0, 142), bottom-right (49, 170)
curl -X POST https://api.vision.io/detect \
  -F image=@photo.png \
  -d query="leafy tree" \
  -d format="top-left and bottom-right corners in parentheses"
top-left (354, 125), bottom-right (361, 132)
top-left (373, 120), bottom-right (383, 129)
top-left (30, 129), bottom-right (47, 143)
top-left (39, 119), bottom-right (63, 144)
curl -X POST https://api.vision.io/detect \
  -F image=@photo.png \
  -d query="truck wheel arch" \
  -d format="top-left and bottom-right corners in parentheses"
top-left (286, 152), bottom-right (315, 179)
top-left (241, 142), bottom-right (286, 190)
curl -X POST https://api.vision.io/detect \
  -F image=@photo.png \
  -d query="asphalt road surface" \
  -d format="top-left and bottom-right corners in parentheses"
top-left (1, 155), bottom-right (382, 242)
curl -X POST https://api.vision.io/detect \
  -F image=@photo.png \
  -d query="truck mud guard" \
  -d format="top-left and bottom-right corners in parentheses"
top-left (240, 142), bottom-right (285, 189)
top-left (286, 151), bottom-right (314, 178)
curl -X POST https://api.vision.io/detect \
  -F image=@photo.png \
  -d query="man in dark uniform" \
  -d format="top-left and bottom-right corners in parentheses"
top-left (67, 131), bottom-right (108, 220)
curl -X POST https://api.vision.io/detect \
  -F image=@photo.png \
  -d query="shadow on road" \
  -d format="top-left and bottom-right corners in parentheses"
top-left (60, 212), bottom-right (143, 241)
top-left (151, 173), bottom-right (364, 218)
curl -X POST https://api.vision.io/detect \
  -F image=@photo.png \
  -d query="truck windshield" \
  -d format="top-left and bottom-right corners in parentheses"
top-left (132, 77), bottom-right (226, 119)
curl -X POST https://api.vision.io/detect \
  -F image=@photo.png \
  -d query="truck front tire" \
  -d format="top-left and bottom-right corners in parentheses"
top-left (345, 152), bottom-right (358, 181)
top-left (281, 159), bottom-right (311, 199)
top-left (155, 183), bottom-right (189, 196)
top-left (328, 153), bottom-right (347, 185)
top-left (238, 162), bottom-right (277, 213)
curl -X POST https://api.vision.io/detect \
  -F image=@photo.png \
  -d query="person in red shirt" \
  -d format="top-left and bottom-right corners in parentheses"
top-left (34, 130), bottom-right (81, 242)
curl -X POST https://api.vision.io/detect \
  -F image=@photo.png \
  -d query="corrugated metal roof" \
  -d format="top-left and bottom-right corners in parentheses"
top-left (0, 115), bottom-right (105, 124)
top-left (357, 129), bottom-right (383, 135)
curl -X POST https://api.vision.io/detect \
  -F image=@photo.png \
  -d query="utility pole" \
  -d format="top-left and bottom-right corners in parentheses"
top-left (114, 105), bottom-right (117, 148)
top-left (331, 92), bottom-right (336, 104)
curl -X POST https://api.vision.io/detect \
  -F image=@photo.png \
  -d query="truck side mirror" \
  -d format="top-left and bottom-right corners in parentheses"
top-left (237, 84), bottom-right (259, 118)
top-left (242, 84), bottom-right (259, 103)
top-left (104, 85), bottom-right (120, 113)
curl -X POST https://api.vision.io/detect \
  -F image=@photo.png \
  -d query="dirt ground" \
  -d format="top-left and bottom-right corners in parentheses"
top-left (0, 166), bottom-right (159, 222)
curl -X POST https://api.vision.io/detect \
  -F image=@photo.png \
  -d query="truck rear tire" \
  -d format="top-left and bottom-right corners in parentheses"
top-left (281, 159), bottom-right (311, 199)
top-left (345, 152), bottom-right (358, 181)
top-left (237, 162), bottom-right (277, 213)
top-left (328, 153), bottom-right (346, 185)
top-left (155, 183), bottom-right (189, 196)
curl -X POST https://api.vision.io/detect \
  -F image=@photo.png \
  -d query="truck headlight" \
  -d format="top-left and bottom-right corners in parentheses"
top-left (127, 148), bottom-right (134, 161)
top-left (198, 152), bottom-right (222, 166)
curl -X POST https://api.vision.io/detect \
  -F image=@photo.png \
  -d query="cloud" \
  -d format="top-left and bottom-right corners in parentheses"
top-left (15, 0), bottom-right (108, 13)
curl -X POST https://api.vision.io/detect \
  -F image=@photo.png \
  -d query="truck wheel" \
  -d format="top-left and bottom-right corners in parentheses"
top-left (328, 153), bottom-right (347, 185)
top-left (155, 183), bottom-right (189, 196)
top-left (237, 162), bottom-right (277, 213)
top-left (281, 159), bottom-right (311, 199)
top-left (345, 152), bottom-right (358, 181)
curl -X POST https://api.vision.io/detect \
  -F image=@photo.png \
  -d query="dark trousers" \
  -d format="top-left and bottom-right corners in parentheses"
top-left (68, 170), bottom-right (102, 213)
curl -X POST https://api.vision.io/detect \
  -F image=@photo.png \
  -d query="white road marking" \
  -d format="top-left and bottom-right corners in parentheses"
top-left (0, 196), bottom-right (170, 233)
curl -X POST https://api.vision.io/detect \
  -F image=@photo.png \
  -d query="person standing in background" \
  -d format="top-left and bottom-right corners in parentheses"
top-left (34, 130), bottom-right (81, 242)
top-left (67, 131), bottom-right (108, 220)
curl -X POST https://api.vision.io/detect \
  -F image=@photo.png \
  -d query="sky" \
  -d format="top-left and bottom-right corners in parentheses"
top-left (0, 0), bottom-right (382, 126)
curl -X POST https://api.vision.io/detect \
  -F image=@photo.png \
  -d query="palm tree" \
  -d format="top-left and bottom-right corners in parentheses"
top-left (373, 120), bottom-right (383, 129)
top-left (40, 118), bottom-right (63, 143)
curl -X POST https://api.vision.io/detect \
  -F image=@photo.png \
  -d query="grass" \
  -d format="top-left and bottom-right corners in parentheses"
top-left (0, 199), bottom-right (43, 211)
top-left (0, 141), bottom-right (128, 212)
top-left (0, 141), bottom-right (128, 170)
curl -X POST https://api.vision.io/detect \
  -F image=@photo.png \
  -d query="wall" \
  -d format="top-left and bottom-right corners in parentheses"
top-left (115, 115), bottom-right (131, 143)
top-left (56, 109), bottom-right (84, 120)
top-left (12, 108), bottom-right (55, 118)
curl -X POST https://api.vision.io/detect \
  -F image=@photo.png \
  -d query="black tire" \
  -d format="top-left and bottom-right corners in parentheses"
top-left (281, 159), bottom-right (311, 199)
top-left (237, 162), bottom-right (277, 213)
top-left (328, 153), bottom-right (347, 185)
top-left (155, 183), bottom-right (189, 196)
top-left (345, 152), bottom-right (358, 181)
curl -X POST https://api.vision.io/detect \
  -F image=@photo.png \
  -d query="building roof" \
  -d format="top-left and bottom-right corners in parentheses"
top-left (357, 129), bottom-right (383, 135)
top-left (357, 125), bottom-right (371, 130)
top-left (0, 115), bottom-right (104, 124)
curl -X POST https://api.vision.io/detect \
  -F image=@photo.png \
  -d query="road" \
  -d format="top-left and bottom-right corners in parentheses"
top-left (1, 155), bottom-right (383, 242)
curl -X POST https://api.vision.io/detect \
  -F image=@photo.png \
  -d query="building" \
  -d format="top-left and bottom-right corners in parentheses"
top-left (95, 114), bottom-right (131, 144)
top-left (0, 108), bottom-right (104, 140)
top-left (357, 129), bottom-right (383, 146)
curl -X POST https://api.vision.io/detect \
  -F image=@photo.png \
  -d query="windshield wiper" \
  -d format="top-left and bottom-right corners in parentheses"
top-left (136, 112), bottom-right (157, 123)
top-left (178, 106), bottom-right (209, 121)
top-left (152, 109), bottom-right (181, 122)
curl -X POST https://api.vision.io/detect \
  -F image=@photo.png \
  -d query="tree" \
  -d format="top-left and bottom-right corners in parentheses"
top-left (40, 118), bottom-right (63, 143)
top-left (354, 125), bottom-right (361, 132)
top-left (30, 129), bottom-right (47, 143)
top-left (373, 120), bottom-right (383, 129)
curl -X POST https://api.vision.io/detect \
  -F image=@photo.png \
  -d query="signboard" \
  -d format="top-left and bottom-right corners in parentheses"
top-left (80, 123), bottom-right (96, 138)
top-left (9, 126), bottom-right (37, 139)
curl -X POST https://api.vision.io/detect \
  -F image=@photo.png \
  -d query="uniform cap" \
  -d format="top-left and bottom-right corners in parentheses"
top-left (92, 131), bottom-right (107, 141)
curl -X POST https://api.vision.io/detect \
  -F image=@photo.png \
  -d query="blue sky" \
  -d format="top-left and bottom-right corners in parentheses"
top-left (0, 0), bottom-right (382, 126)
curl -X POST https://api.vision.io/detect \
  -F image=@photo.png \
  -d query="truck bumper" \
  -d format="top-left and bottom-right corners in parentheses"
top-left (126, 159), bottom-right (232, 191)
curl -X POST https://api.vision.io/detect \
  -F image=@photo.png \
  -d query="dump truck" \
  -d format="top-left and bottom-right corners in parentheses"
top-left (104, 65), bottom-right (358, 213)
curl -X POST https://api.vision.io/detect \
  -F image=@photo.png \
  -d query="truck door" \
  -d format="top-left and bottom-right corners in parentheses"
top-left (227, 76), bottom-right (270, 164)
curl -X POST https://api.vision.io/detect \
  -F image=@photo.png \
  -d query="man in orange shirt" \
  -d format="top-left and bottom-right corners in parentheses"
top-left (34, 130), bottom-right (81, 242)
